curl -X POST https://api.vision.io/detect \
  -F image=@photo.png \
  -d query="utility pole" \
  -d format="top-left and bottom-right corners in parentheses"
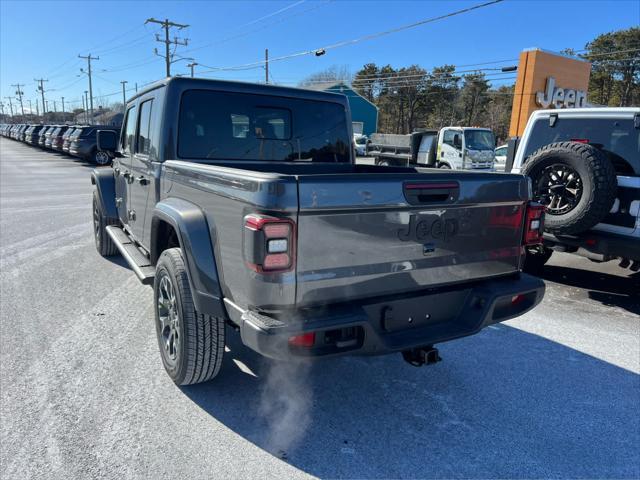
top-left (61, 97), bottom-right (65, 115)
top-left (187, 62), bottom-right (198, 78)
top-left (53, 100), bottom-right (57, 113)
top-left (145, 17), bottom-right (189, 77)
top-left (4, 97), bottom-right (14, 117)
top-left (11, 83), bottom-right (25, 116)
top-left (34, 78), bottom-right (48, 116)
top-left (135, 83), bottom-right (138, 92)
top-left (36, 102), bottom-right (39, 117)
top-left (84, 91), bottom-right (90, 124)
top-left (265, 49), bottom-right (269, 84)
top-left (78, 54), bottom-right (99, 118)
top-left (0, 102), bottom-right (4, 117)
top-left (120, 80), bottom-right (128, 106)
top-left (45, 100), bottom-right (49, 113)
top-left (28, 99), bottom-right (32, 115)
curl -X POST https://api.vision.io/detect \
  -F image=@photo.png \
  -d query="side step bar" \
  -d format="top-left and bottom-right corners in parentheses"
top-left (105, 226), bottom-right (155, 285)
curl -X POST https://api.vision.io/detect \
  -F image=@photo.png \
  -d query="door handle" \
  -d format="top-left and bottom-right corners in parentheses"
top-left (440, 151), bottom-right (444, 157)
top-left (123, 171), bottom-right (133, 183)
top-left (138, 176), bottom-right (149, 186)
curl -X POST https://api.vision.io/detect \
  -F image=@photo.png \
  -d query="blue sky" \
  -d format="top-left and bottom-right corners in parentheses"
top-left (1, 0), bottom-right (638, 113)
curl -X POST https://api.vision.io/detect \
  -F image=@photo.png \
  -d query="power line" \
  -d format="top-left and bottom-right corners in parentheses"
top-left (145, 17), bottom-right (189, 77)
top-left (182, 0), bottom-right (329, 56)
top-left (34, 78), bottom-right (48, 116)
top-left (78, 54), bottom-right (99, 117)
top-left (120, 80), bottom-right (128, 105)
top-left (350, 67), bottom-right (520, 82)
top-left (197, 0), bottom-right (505, 74)
top-left (11, 83), bottom-right (25, 116)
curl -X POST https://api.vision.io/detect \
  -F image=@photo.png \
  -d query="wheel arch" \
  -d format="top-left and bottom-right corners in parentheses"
top-left (150, 198), bottom-right (226, 319)
top-left (90, 168), bottom-right (118, 221)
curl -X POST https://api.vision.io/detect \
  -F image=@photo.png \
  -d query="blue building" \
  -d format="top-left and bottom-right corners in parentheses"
top-left (306, 82), bottom-right (378, 136)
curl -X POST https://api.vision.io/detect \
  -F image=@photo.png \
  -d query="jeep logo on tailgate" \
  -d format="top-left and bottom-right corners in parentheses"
top-left (398, 214), bottom-right (459, 242)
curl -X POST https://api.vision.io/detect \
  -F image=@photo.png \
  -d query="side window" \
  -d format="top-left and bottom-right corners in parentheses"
top-left (136, 99), bottom-right (153, 155)
top-left (443, 130), bottom-right (455, 146)
top-left (122, 106), bottom-right (137, 154)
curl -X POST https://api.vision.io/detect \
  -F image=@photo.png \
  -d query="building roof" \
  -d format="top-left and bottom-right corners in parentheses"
top-left (302, 81), bottom-right (378, 110)
top-left (302, 81), bottom-right (349, 91)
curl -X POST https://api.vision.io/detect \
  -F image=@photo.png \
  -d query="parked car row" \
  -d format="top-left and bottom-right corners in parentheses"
top-left (1, 123), bottom-right (119, 165)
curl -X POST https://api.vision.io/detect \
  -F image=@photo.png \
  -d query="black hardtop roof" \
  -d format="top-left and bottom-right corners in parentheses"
top-left (127, 76), bottom-right (351, 105)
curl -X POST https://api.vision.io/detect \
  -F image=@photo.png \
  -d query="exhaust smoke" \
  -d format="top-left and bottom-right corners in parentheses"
top-left (258, 356), bottom-right (313, 458)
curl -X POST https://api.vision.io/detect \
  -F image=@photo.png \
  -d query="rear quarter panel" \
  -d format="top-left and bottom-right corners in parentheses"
top-left (161, 161), bottom-right (298, 311)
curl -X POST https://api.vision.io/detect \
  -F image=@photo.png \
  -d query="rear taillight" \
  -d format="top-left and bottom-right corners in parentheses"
top-left (244, 214), bottom-right (296, 273)
top-left (524, 202), bottom-right (545, 245)
top-left (288, 332), bottom-right (315, 348)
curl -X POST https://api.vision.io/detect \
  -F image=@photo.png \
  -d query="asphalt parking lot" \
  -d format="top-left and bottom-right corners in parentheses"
top-left (1, 138), bottom-right (638, 479)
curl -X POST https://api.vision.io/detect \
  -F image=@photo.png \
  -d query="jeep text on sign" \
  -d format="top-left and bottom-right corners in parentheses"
top-left (535, 77), bottom-right (587, 109)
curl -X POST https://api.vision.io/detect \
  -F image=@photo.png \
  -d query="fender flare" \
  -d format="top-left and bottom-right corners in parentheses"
top-left (90, 168), bottom-right (118, 220)
top-left (150, 198), bottom-right (226, 319)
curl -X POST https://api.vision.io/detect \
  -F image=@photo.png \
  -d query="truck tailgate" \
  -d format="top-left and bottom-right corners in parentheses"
top-left (296, 171), bottom-right (529, 306)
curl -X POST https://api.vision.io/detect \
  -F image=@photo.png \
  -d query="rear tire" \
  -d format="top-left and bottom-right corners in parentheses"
top-left (439, 163), bottom-right (451, 169)
top-left (522, 142), bottom-right (617, 235)
top-left (154, 248), bottom-right (225, 385)
top-left (92, 190), bottom-right (119, 257)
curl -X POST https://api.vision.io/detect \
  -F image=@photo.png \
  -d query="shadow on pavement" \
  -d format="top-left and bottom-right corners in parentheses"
top-left (540, 265), bottom-right (640, 315)
top-left (181, 325), bottom-right (639, 478)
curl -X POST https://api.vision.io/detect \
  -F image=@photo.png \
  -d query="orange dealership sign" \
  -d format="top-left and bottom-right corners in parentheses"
top-left (509, 49), bottom-right (591, 137)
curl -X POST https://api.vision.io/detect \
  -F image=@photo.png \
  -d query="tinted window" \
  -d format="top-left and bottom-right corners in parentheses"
top-left (178, 90), bottom-right (350, 162)
top-left (122, 106), bottom-right (137, 154)
top-left (524, 117), bottom-right (639, 173)
top-left (495, 147), bottom-right (507, 156)
top-left (136, 99), bottom-right (153, 155)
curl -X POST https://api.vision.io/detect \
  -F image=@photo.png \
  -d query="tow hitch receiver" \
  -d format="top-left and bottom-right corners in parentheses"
top-left (402, 346), bottom-right (441, 367)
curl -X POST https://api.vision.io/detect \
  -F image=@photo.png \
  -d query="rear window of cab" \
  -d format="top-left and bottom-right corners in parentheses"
top-left (177, 89), bottom-right (350, 163)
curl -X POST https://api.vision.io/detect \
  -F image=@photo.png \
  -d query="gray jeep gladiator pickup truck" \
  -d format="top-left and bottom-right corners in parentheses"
top-left (92, 77), bottom-right (545, 385)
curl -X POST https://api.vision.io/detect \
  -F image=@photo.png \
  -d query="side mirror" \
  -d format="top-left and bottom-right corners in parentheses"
top-left (97, 130), bottom-right (118, 152)
top-left (453, 134), bottom-right (462, 149)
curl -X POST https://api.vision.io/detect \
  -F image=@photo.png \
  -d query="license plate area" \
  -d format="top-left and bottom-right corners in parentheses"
top-left (363, 289), bottom-right (470, 333)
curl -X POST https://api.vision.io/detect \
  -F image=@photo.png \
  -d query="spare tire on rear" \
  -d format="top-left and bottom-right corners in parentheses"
top-left (522, 141), bottom-right (617, 235)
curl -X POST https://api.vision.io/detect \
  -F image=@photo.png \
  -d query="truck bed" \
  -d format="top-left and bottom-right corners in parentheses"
top-left (163, 160), bottom-right (529, 311)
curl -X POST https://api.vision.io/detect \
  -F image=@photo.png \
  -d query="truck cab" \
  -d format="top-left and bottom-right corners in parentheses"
top-left (437, 127), bottom-right (496, 170)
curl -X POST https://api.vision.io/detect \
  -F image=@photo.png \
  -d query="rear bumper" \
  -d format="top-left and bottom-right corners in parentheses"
top-left (69, 143), bottom-right (92, 158)
top-left (233, 273), bottom-right (544, 360)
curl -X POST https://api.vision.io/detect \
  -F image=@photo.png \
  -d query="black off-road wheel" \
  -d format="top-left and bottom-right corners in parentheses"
top-left (92, 190), bottom-right (119, 257)
top-left (154, 248), bottom-right (225, 385)
top-left (522, 142), bottom-right (617, 235)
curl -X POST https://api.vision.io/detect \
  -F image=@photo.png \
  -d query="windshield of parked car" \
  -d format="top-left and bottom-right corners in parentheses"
top-left (178, 90), bottom-right (351, 162)
top-left (523, 117), bottom-right (640, 174)
top-left (464, 130), bottom-right (495, 150)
